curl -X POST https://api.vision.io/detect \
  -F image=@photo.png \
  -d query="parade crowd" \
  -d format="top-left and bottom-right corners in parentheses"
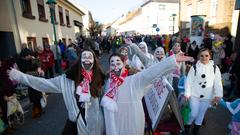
top-left (0, 33), bottom-right (240, 135)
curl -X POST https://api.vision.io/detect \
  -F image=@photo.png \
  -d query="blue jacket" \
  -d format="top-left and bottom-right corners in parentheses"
top-left (178, 75), bottom-right (186, 94)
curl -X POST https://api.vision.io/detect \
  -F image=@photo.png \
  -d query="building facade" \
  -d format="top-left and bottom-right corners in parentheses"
top-left (0, 0), bottom-right (84, 58)
top-left (107, 0), bottom-right (179, 36)
top-left (140, 0), bottom-right (179, 35)
top-left (180, 0), bottom-right (236, 37)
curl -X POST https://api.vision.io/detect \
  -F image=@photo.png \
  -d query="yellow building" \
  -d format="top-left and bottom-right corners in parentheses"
top-left (0, 0), bottom-right (84, 58)
top-left (180, 0), bottom-right (235, 36)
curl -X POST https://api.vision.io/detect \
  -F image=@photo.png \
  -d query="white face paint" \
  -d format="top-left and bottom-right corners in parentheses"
top-left (110, 56), bottom-right (124, 76)
top-left (154, 47), bottom-right (165, 61)
top-left (81, 51), bottom-right (94, 70)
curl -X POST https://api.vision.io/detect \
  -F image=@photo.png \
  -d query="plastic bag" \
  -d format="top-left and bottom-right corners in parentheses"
top-left (40, 93), bottom-right (47, 108)
top-left (7, 97), bottom-right (24, 117)
top-left (181, 102), bottom-right (191, 124)
top-left (0, 118), bottom-right (5, 133)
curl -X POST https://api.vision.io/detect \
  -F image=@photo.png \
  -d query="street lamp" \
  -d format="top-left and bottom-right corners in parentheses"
top-left (46, 0), bottom-right (61, 74)
top-left (171, 13), bottom-right (177, 35)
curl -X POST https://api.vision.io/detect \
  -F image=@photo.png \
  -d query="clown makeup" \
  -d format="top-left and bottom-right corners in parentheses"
top-left (110, 56), bottom-right (124, 76)
top-left (120, 47), bottom-right (128, 56)
top-left (154, 47), bottom-right (165, 61)
top-left (139, 44), bottom-right (147, 54)
top-left (81, 51), bottom-right (94, 70)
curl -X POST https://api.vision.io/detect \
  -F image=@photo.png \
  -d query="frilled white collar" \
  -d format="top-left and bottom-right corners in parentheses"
top-left (196, 60), bottom-right (214, 68)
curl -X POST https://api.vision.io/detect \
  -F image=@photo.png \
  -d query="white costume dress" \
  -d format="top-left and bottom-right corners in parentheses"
top-left (103, 56), bottom-right (178, 135)
top-left (8, 71), bottom-right (104, 135)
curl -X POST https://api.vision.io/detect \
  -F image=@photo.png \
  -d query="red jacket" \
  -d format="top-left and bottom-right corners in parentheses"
top-left (41, 49), bottom-right (55, 69)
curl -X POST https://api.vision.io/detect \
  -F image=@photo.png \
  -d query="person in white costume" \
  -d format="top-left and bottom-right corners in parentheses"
top-left (184, 48), bottom-right (223, 135)
top-left (8, 48), bottom-right (105, 135)
top-left (101, 50), bottom-right (192, 135)
top-left (154, 47), bottom-right (166, 62)
top-left (131, 41), bottom-right (154, 71)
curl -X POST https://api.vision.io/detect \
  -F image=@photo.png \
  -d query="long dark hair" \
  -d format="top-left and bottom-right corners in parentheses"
top-left (65, 48), bottom-right (105, 97)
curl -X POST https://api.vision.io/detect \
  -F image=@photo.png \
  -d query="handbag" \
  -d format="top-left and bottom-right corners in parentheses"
top-left (181, 102), bottom-right (191, 125)
top-left (61, 111), bottom-right (81, 135)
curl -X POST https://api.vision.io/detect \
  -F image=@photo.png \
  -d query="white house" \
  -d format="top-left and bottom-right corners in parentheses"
top-left (0, 0), bottom-right (85, 58)
top-left (108, 0), bottom-right (179, 36)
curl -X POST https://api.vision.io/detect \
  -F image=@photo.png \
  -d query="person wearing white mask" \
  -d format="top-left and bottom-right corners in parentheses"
top-left (154, 47), bottom-right (166, 62)
top-left (101, 51), bottom-right (192, 135)
top-left (131, 41), bottom-right (154, 71)
top-left (8, 48), bottom-right (105, 135)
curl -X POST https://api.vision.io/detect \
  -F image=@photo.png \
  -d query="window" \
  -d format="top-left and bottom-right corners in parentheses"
top-left (20, 0), bottom-right (35, 19)
top-left (42, 37), bottom-right (49, 47)
top-left (37, 0), bottom-right (47, 22)
top-left (50, 9), bottom-right (57, 24)
top-left (27, 37), bottom-right (37, 52)
top-left (58, 6), bottom-right (64, 26)
top-left (159, 4), bottom-right (165, 10)
top-left (53, 11), bottom-right (57, 24)
top-left (169, 16), bottom-right (173, 21)
top-left (169, 26), bottom-right (174, 31)
top-left (65, 9), bottom-right (71, 27)
top-left (210, 0), bottom-right (218, 16)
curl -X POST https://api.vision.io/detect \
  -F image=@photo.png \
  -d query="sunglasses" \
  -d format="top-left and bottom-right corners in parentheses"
top-left (200, 55), bottom-right (209, 57)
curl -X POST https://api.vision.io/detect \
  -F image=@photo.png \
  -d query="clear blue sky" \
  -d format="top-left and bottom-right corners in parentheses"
top-left (70, 0), bottom-right (143, 24)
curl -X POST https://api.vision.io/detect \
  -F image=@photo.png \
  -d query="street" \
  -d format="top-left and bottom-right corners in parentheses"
top-left (12, 93), bottom-right (67, 135)
top-left (10, 53), bottom-right (231, 135)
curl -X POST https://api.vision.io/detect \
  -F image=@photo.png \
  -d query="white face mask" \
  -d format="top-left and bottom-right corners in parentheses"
top-left (120, 48), bottom-right (128, 56)
top-left (110, 56), bottom-right (124, 76)
top-left (154, 47), bottom-right (165, 61)
top-left (81, 51), bottom-right (94, 70)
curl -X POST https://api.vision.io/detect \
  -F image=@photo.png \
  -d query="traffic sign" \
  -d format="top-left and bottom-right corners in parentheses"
top-left (156, 27), bottom-right (160, 32)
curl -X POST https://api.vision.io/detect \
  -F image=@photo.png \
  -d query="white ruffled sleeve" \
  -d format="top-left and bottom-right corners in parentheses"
top-left (9, 69), bottom-right (62, 93)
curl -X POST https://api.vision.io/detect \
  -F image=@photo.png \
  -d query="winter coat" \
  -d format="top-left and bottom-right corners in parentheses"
top-left (0, 62), bottom-right (15, 97)
top-left (42, 49), bottom-right (55, 69)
